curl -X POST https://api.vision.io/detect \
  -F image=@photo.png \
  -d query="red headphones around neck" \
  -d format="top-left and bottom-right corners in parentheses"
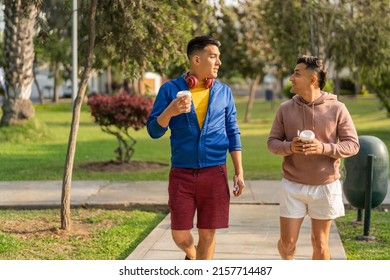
top-left (184, 72), bottom-right (214, 89)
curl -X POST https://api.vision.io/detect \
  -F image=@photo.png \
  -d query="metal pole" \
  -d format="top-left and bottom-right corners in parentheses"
top-left (364, 155), bottom-right (375, 236)
top-left (357, 154), bottom-right (376, 241)
top-left (357, 209), bottom-right (363, 222)
top-left (72, 0), bottom-right (78, 102)
top-left (351, 208), bottom-right (363, 225)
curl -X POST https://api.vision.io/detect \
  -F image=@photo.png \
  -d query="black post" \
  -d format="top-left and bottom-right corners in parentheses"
top-left (357, 154), bottom-right (376, 241)
top-left (357, 209), bottom-right (363, 221)
top-left (351, 209), bottom-right (363, 225)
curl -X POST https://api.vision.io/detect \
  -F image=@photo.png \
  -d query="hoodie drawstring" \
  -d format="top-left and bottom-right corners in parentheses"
top-left (312, 102), bottom-right (315, 131)
top-left (302, 103), bottom-right (315, 132)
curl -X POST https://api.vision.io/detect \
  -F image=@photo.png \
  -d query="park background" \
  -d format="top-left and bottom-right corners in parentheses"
top-left (0, 0), bottom-right (389, 260)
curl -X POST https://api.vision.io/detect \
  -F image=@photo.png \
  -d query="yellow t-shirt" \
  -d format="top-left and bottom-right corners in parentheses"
top-left (190, 81), bottom-right (210, 130)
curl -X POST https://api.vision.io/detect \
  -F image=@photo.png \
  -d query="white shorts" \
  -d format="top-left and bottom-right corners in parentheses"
top-left (280, 178), bottom-right (345, 220)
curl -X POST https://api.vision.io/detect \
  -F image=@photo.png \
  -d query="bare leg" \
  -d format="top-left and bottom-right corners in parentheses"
top-left (196, 229), bottom-right (216, 260)
top-left (311, 219), bottom-right (332, 260)
top-left (278, 217), bottom-right (304, 260)
top-left (171, 230), bottom-right (196, 260)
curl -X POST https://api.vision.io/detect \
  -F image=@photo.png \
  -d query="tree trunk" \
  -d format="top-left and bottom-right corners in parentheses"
top-left (0, 99), bottom-right (35, 125)
top-left (352, 71), bottom-right (361, 96)
top-left (334, 70), bottom-right (340, 96)
top-left (354, 81), bottom-right (362, 96)
top-left (34, 76), bottom-right (44, 105)
top-left (137, 78), bottom-right (142, 95)
top-left (52, 63), bottom-right (60, 103)
top-left (61, 0), bottom-right (98, 231)
top-left (244, 74), bottom-right (261, 123)
top-left (33, 56), bottom-right (44, 104)
top-left (106, 65), bottom-right (112, 94)
top-left (279, 76), bottom-right (284, 99)
top-left (374, 71), bottom-right (390, 117)
top-left (2, 1), bottom-right (37, 124)
top-left (132, 80), bottom-right (137, 95)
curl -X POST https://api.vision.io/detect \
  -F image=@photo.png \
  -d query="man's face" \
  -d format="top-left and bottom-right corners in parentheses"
top-left (289, 63), bottom-right (313, 94)
top-left (196, 44), bottom-right (222, 79)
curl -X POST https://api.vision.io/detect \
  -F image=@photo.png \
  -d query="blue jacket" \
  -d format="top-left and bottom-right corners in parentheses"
top-left (146, 75), bottom-right (242, 168)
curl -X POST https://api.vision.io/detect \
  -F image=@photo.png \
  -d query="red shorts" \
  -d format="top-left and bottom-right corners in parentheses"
top-left (168, 164), bottom-right (230, 230)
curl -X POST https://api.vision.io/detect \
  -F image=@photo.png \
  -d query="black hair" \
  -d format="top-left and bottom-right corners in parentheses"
top-left (186, 35), bottom-right (221, 59)
top-left (296, 55), bottom-right (328, 90)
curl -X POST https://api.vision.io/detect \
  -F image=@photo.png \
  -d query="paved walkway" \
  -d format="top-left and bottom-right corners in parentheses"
top-left (0, 180), bottom-right (389, 260)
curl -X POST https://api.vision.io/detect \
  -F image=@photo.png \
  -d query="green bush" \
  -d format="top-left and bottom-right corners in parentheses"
top-left (339, 77), bottom-right (355, 95)
top-left (358, 85), bottom-right (376, 96)
top-left (339, 89), bottom-right (354, 95)
top-left (338, 80), bottom-right (376, 96)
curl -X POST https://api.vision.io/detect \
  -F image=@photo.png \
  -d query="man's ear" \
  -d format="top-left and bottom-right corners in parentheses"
top-left (311, 74), bottom-right (318, 86)
top-left (192, 55), bottom-right (200, 65)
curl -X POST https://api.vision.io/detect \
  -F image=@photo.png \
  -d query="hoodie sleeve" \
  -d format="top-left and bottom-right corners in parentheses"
top-left (267, 107), bottom-right (294, 156)
top-left (322, 103), bottom-right (360, 158)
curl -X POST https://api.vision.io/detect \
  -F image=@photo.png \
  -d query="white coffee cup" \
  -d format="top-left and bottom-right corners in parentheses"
top-left (176, 90), bottom-right (191, 99)
top-left (299, 130), bottom-right (315, 142)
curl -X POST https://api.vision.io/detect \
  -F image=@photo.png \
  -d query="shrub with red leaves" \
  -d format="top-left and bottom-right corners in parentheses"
top-left (88, 93), bottom-right (153, 130)
top-left (87, 93), bottom-right (154, 162)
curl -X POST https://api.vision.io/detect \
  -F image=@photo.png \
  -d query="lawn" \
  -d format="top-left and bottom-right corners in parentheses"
top-left (336, 208), bottom-right (390, 260)
top-left (0, 95), bottom-right (389, 181)
top-left (0, 207), bottom-right (388, 260)
top-left (0, 208), bottom-right (168, 260)
top-left (0, 94), bottom-right (389, 260)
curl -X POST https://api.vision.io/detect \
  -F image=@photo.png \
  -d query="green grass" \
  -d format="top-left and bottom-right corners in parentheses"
top-left (0, 95), bottom-right (389, 260)
top-left (0, 207), bottom-right (387, 260)
top-left (0, 102), bottom-right (172, 181)
top-left (0, 208), bottom-right (168, 260)
top-left (336, 209), bottom-right (390, 260)
top-left (1, 96), bottom-right (388, 181)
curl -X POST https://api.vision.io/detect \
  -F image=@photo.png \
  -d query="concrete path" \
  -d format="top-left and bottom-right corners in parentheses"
top-left (0, 180), bottom-right (389, 260)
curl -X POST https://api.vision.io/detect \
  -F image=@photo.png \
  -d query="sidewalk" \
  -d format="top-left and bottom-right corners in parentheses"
top-left (0, 180), bottom-right (389, 260)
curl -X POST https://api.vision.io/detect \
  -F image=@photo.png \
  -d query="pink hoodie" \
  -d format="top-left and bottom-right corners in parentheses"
top-left (267, 92), bottom-right (360, 185)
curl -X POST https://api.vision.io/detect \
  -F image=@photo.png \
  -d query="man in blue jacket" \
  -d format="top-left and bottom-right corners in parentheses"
top-left (147, 35), bottom-right (245, 260)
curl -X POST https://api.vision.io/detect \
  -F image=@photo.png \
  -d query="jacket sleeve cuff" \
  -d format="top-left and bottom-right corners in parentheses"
top-left (147, 120), bottom-right (168, 139)
top-left (228, 134), bottom-right (242, 152)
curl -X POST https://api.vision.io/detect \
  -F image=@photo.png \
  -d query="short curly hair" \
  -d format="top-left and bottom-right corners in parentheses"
top-left (297, 55), bottom-right (328, 90)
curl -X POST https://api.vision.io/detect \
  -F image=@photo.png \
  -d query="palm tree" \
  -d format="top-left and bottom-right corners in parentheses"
top-left (1, 0), bottom-right (39, 125)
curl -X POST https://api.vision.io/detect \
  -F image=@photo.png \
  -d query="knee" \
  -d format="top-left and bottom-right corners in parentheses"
top-left (198, 229), bottom-right (216, 244)
top-left (278, 239), bottom-right (296, 259)
top-left (279, 239), bottom-right (296, 251)
top-left (172, 231), bottom-right (192, 247)
top-left (175, 238), bottom-right (191, 248)
top-left (311, 235), bottom-right (329, 253)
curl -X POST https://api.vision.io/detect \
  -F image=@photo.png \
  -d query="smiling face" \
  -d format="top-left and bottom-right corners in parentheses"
top-left (190, 44), bottom-right (222, 81)
top-left (289, 63), bottom-right (316, 97)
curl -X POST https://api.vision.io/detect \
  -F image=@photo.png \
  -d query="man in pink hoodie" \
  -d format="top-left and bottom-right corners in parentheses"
top-left (267, 55), bottom-right (359, 260)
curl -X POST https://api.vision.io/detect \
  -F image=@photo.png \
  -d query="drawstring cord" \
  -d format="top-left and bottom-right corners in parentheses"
top-left (302, 102), bottom-right (315, 132)
top-left (312, 102), bottom-right (315, 131)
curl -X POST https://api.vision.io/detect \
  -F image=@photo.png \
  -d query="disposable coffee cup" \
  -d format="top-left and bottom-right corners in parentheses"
top-left (299, 130), bottom-right (315, 142)
top-left (176, 90), bottom-right (191, 99)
